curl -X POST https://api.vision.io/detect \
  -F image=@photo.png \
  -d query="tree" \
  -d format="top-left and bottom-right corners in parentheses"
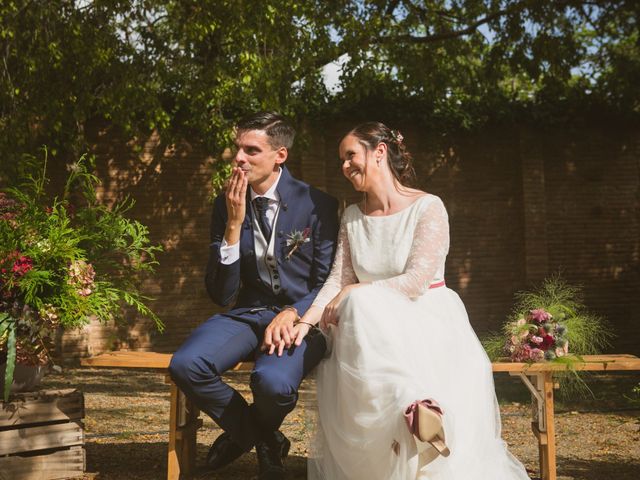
top-left (1, 0), bottom-right (638, 175)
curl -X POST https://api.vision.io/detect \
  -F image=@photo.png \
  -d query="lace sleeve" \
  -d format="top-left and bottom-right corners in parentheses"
top-left (312, 215), bottom-right (358, 309)
top-left (372, 197), bottom-right (449, 298)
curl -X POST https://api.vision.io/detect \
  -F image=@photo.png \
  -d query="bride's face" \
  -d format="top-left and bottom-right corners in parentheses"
top-left (340, 134), bottom-right (376, 191)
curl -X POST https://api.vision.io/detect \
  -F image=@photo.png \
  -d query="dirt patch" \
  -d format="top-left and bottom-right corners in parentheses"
top-left (39, 368), bottom-right (640, 479)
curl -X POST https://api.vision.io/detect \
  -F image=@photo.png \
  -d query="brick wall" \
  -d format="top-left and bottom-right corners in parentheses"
top-left (57, 120), bottom-right (640, 358)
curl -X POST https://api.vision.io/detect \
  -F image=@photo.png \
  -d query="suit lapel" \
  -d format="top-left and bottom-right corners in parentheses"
top-left (274, 167), bottom-right (296, 259)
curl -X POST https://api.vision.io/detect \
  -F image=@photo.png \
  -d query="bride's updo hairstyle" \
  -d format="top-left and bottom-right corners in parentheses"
top-left (348, 121), bottom-right (416, 187)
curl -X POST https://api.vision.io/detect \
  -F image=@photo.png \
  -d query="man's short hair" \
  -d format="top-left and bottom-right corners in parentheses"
top-left (236, 111), bottom-right (296, 150)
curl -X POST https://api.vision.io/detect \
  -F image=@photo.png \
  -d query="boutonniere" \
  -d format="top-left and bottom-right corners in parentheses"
top-left (285, 227), bottom-right (311, 260)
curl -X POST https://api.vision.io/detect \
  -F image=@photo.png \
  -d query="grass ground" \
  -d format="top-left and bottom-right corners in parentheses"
top-left (40, 368), bottom-right (640, 480)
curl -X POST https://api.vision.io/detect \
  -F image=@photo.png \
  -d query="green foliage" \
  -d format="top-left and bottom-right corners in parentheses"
top-left (209, 161), bottom-right (233, 201)
top-left (0, 149), bottom-right (162, 400)
top-left (627, 383), bottom-right (640, 408)
top-left (0, 313), bottom-right (16, 401)
top-left (483, 275), bottom-right (613, 362)
top-left (1, 1), bottom-right (638, 181)
top-left (482, 275), bottom-right (613, 397)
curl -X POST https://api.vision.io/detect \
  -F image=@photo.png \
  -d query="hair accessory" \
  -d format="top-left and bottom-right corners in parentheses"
top-left (390, 129), bottom-right (404, 145)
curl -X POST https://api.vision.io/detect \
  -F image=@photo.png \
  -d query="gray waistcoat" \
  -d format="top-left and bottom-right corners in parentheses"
top-left (251, 203), bottom-right (282, 294)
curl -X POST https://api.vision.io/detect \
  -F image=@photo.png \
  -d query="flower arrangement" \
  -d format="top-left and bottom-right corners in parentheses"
top-left (285, 227), bottom-right (311, 260)
top-left (483, 276), bottom-right (612, 366)
top-left (502, 308), bottom-right (570, 362)
top-left (0, 152), bottom-right (163, 400)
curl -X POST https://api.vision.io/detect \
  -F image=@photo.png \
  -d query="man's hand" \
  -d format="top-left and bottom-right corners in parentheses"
top-left (262, 309), bottom-right (298, 356)
top-left (224, 167), bottom-right (248, 245)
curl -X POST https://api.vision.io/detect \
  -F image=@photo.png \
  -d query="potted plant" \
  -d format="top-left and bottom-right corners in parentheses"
top-left (0, 152), bottom-right (163, 401)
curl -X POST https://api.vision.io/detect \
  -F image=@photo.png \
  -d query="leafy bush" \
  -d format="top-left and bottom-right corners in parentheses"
top-left (0, 151), bottom-right (162, 400)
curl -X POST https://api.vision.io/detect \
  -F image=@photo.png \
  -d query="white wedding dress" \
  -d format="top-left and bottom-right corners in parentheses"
top-left (308, 194), bottom-right (530, 480)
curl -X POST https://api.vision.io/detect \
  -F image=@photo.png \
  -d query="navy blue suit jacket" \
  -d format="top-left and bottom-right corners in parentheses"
top-left (205, 167), bottom-right (339, 321)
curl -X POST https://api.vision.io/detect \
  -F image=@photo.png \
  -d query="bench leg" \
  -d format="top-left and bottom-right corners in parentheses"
top-left (168, 381), bottom-right (181, 480)
top-left (166, 377), bottom-right (202, 480)
top-left (538, 372), bottom-right (557, 480)
top-left (511, 371), bottom-right (557, 480)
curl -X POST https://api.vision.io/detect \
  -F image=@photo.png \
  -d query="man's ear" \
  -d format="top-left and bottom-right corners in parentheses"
top-left (275, 146), bottom-right (288, 165)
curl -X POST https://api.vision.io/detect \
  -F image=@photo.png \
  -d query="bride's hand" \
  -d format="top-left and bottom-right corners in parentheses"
top-left (320, 284), bottom-right (361, 329)
top-left (292, 322), bottom-right (312, 347)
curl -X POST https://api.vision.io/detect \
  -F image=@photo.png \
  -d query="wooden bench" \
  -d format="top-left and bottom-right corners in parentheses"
top-left (80, 352), bottom-right (251, 480)
top-left (81, 352), bottom-right (640, 480)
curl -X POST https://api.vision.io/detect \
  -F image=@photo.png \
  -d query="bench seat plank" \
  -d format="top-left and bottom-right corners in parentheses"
top-left (81, 351), bottom-right (640, 373)
top-left (81, 351), bottom-right (172, 369)
top-left (491, 354), bottom-right (640, 372)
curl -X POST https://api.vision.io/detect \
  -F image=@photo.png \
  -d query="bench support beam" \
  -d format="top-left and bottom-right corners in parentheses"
top-left (166, 376), bottom-right (200, 480)
top-left (510, 371), bottom-right (556, 480)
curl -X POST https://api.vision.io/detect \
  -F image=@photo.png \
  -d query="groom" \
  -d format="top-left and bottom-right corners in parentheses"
top-left (169, 112), bottom-right (339, 479)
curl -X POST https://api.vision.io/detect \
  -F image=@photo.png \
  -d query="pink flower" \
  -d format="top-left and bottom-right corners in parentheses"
top-left (68, 259), bottom-right (96, 297)
top-left (12, 255), bottom-right (33, 277)
top-left (511, 344), bottom-right (533, 362)
top-left (528, 308), bottom-right (553, 324)
top-left (1, 251), bottom-right (33, 278)
top-left (0, 192), bottom-right (18, 218)
top-left (555, 340), bottom-right (569, 357)
top-left (530, 335), bottom-right (543, 345)
top-left (530, 348), bottom-right (545, 362)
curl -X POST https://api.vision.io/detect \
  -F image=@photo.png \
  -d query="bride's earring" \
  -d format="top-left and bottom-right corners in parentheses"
top-left (376, 156), bottom-right (381, 166)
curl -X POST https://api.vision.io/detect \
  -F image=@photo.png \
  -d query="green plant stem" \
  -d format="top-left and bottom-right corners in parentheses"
top-left (3, 322), bottom-right (16, 402)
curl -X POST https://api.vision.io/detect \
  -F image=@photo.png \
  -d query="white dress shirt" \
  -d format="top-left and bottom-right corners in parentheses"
top-left (219, 168), bottom-right (282, 265)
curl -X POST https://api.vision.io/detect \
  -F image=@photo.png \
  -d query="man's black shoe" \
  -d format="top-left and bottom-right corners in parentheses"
top-left (256, 431), bottom-right (291, 480)
top-left (272, 430), bottom-right (291, 459)
top-left (205, 432), bottom-right (245, 470)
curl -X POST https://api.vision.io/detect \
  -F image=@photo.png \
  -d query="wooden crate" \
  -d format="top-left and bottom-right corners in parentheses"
top-left (0, 389), bottom-right (85, 480)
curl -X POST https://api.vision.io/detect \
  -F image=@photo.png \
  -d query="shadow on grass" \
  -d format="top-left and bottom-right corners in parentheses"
top-left (494, 371), bottom-right (640, 411)
top-left (86, 441), bottom-right (308, 480)
top-left (42, 369), bottom-right (169, 396)
top-left (42, 369), bottom-right (257, 397)
top-left (85, 440), bottom-right (640, 480)
top-left (557, 456), bottom-right (640, 480)
top-left (86, 442), bottom-right (167, 480)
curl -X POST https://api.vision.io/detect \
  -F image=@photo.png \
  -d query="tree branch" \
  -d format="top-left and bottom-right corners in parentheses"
top-left (385, 0), bottom-right (402, 16)
top-left (378, 7), bottom-right (510, 44)
top-left (404, 0), bottom-right (464, 26)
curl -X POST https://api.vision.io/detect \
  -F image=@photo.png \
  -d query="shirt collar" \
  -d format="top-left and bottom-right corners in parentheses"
top-left (250, 168), bottom-right (282, 203)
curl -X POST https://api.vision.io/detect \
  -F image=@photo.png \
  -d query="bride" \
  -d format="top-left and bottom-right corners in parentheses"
top-left (291, 122), bottom-right (531, 479)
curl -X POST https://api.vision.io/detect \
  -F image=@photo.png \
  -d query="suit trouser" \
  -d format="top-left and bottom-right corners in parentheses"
top-left (168, 313), bottom-right (326, 451)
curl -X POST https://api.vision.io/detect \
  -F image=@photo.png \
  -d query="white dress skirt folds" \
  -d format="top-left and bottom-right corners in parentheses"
top-left (308, 195), bottom-right (530, 480)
